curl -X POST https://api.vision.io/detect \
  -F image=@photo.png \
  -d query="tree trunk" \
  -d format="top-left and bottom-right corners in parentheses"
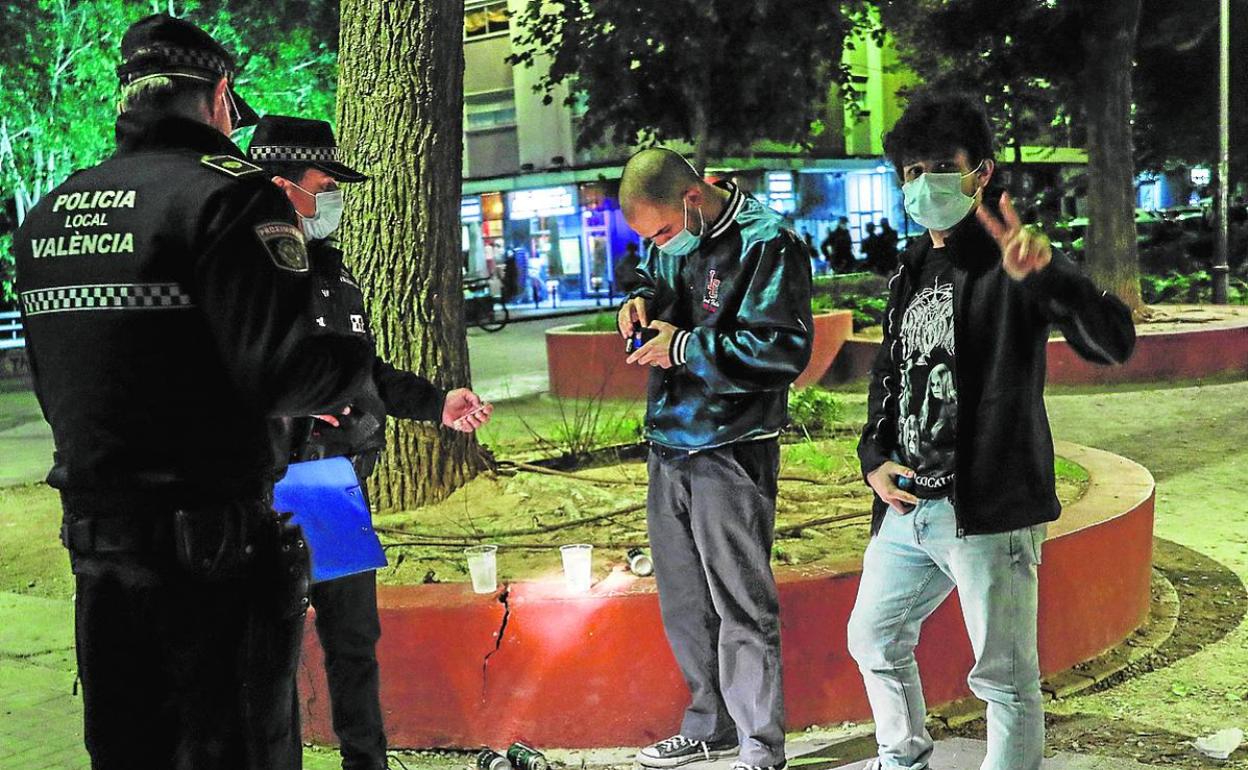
top-left (1077, 0), bottom-right (1144, 315)
top-left (337, 0), bottom-right (484, 510)
top-left (690, 99), bottom-right (710, 176)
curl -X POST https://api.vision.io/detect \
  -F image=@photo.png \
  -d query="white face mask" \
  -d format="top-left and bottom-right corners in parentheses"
top-left (293, 183), bottom-right (344, 240)
top-left (901, 160), bottom-right (985, 232)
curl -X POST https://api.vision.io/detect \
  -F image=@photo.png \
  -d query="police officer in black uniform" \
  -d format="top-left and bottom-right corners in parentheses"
top-left (12, 15), bottom-right (375, 770)
top-left (249, 115), bottom-right (493, 770)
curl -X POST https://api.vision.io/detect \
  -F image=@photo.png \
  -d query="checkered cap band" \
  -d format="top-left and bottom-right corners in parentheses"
top-left (121, 45), bottom-right (231, 82)
top-left (249, 145), bottom-right (340, 163)
top-left (21, 283), bottom-right (194, 316)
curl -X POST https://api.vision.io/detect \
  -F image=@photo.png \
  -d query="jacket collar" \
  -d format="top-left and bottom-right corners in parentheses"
top-left (902, 209), bottom-right (1000, 275)
top-left (704, 181), bottom-right (745, 241)
top-left (308, 239), bottom-right (344, 273)
top-left (114, 110), bottom-right (242, 158)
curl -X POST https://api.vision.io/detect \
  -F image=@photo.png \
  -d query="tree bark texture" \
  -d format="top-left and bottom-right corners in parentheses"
top-left (337, 0), bottom-right (483, 510)
top-left (1077, 0), bottom-right (1144, 314)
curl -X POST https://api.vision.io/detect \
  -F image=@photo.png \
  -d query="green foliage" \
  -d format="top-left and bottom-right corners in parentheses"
top-left (788, 386), bottom-right (844, 436)
top-left (506, 0), bottom-right (871, 164)
top-left (0, 233), bottom-right (12, 303)
top-left (1140, 271), bottom-right (1248, 306)
top-left (0, 0), bottom-right (338, 306)
top-left (572, 311), bottom-right (622, 333)
top-left (520, 392), bottom-right (644, 460)
top-left (785, 439), bottom-right (839, 476)
top-left (1053, 455), bottom-right (1089, 485)
top-left (812, 291), bottom-right (887, 331)
top-left (873, 0), bottom-right (1245, 176)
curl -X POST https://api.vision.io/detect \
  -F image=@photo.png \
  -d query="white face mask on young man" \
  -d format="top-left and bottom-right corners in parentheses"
top-left (293, 183), bottom-right (344, 240)
top-left (901, 160), bottom-right (986, 232)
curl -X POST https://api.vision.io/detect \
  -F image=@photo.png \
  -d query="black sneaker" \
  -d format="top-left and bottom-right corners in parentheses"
top-left (637, 734), bottom-right (739, 767)
top-left (730, 760), bottom-right (787, 770)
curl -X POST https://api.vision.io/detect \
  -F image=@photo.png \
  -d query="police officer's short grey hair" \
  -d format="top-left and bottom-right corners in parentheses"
top-left (118, 75), bottom-right (215, 118)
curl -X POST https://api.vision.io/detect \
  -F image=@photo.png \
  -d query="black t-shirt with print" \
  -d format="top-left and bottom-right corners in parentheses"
top-left (895, 247), bottom-right (958, 498)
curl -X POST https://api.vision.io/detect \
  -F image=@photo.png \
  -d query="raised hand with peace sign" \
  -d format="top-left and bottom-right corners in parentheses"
top-left (976, 191), bottom-right (1052, 281)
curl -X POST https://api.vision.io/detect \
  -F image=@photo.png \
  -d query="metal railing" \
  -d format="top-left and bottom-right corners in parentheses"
top-left (0, 311), bottom-right (25, 350)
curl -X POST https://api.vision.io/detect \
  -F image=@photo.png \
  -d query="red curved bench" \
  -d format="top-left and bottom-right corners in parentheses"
top-left (298, 442), bottom-right (1154, 749)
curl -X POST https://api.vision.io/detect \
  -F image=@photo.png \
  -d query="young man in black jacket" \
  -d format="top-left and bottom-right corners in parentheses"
top-left (849, 95), bottom-right (1135, 770)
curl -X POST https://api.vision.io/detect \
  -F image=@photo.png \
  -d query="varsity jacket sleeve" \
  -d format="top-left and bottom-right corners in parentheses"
top-left (1020, 249), bottom-right (1136, 366)
top-left (671, 236), bottom-right (813, 394)
top-left (373, 357), bottom-right (446, 423)
top-left (857, 268), bottom-right (902, 481)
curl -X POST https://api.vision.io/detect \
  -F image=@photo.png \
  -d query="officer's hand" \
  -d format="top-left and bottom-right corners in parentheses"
top-left (617, 297), bottom-right (650, 338)
top-left (443, 388), bottom-right (493, 432)
top-left (312, 405), bottom-right (351, 428)
top-left (866, 460), bottom-right (919, 513)
top-left (626, 320), bottom-right (679, 369)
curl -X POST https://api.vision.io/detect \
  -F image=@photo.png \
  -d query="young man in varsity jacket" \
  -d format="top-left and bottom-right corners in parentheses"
top-left (849, 94), bottom-right (1136, 770)
top-left (617, 147), bottom-right (814, 770)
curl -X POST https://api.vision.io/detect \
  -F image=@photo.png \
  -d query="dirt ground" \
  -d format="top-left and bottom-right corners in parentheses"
top-left (370, 436), bottom-right (1087, 586)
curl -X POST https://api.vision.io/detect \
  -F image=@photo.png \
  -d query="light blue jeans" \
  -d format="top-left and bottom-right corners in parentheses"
top-left (846, 497), bottom-right (1047, 770)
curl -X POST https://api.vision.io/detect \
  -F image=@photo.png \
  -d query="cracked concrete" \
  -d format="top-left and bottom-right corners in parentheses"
top-left (482, 585), bottom-right (513, 699)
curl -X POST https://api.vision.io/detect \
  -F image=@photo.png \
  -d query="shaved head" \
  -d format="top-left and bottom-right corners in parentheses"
top-left (619, 148), bottom-right (702, 218)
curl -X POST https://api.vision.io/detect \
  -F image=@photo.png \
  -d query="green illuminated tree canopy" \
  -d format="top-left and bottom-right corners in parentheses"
top-left (0, 0), bottom-right (338, 303)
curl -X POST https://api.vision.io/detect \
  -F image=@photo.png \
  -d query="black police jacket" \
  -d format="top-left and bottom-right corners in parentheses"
top-left (632, 183), bottom-right (814, 450)
top-left (13, 111), bottom-right (373, 500)
top-left (289, 240), bottom-right (446, 468)
top-left (857, 215), bottom-right (1136, 536)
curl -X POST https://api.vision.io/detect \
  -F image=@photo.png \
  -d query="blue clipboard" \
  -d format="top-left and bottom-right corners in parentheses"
top-left (273, 457), bottom-right (387, 584)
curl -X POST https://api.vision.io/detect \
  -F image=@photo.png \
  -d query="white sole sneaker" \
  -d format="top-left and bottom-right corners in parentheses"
top-left (636, 745), bottom-right (740, 768)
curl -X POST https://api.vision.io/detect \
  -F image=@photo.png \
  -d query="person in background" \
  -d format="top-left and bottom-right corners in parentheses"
top-left (860, 222), bottom-right (883, 274)
top-left (877, 217), bottom-right (900, 273)
top-left (829, 216), bottom-right (855, 272)
top-left (614, 240), bottom-right (644, 295)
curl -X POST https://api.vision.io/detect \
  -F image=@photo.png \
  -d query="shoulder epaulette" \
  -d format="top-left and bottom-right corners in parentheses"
top-left (200, 154), bottom-right (265, 179)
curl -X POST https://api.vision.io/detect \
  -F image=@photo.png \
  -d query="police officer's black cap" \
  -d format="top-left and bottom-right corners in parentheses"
top-left (117, 14), bottom-right (259, 128)
top-left (247, 116), bottom-right (369, 183)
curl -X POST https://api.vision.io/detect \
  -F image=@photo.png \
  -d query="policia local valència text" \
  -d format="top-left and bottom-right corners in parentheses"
top-left (29, 189), bottom-right (138, 259)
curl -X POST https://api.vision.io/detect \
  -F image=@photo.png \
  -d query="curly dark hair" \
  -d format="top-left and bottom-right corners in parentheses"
top-left (883, 93), bottom-right (996, 179)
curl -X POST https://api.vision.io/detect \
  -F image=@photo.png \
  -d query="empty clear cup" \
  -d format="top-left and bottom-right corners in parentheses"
top-left (560, 543), bottom-right (594, 593)
top-left (464, 545), bottom-right (498, 594)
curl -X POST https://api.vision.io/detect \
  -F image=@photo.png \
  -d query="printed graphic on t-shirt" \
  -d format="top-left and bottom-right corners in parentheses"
top-left (897, 273), bottom-right (958, 496)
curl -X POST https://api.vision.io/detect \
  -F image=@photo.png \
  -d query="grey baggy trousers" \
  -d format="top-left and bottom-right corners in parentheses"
top-left (647, 439), bottom-right (786, 766)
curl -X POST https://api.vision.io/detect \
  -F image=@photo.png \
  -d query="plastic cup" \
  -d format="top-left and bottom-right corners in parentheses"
top-left (560, 543), bottom-right (594, 593)
top-left (465, 545), bottom-right (498, 594)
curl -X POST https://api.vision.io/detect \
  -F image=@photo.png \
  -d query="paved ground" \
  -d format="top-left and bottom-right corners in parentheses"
top-left (467, 312), bottom-right (595, 402)
top-left (820, 737), bottom-right (1166, 769)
